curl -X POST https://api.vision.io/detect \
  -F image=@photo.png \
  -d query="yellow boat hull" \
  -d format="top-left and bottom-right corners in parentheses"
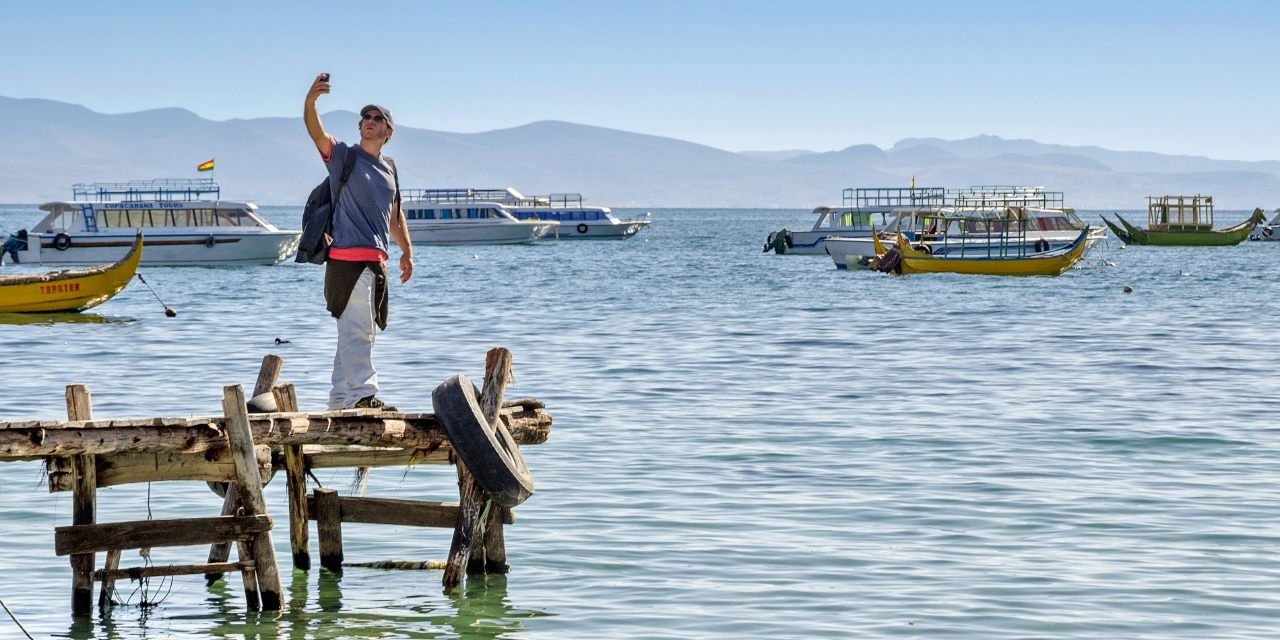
top-left (0, 232), bottom-right (142, 312)
top-left (894, 227), bottom-right (1089, 276)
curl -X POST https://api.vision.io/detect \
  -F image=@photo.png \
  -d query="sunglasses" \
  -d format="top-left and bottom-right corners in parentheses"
top-left (361, 113), bottom-right (387, 123)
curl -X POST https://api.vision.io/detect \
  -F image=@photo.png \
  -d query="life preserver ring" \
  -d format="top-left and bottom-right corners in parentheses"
top-left (576, 223), bottom-right (589, 234)
top-left (53, 233), bottom-right (72, 251)
top-left (204, 235), bottom-right (217, 248)
top-left (432, 374), bottom-right (534, 508)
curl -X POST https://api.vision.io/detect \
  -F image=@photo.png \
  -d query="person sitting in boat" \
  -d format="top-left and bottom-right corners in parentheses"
top-left (1, 229), bottom-right (27, 265)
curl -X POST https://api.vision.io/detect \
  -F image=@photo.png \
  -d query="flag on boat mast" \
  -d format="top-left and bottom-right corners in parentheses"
top-left (910, 175), bottom-right (915, 189)
top-left (197, 158), bottom-right (215, 172)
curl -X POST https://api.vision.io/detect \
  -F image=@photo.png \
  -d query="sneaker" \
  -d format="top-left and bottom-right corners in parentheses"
top-left (354, 395), bottom-right (397, 412)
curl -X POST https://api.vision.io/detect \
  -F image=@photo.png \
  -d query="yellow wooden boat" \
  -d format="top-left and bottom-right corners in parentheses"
top-left (872, 226), bottom-right (1089, 276)
top-left (0, 231), bottom-right (142, 312)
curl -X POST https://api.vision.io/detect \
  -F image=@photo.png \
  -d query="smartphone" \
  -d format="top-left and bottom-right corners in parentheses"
top-left (320, 73), bottom-right (330, 82)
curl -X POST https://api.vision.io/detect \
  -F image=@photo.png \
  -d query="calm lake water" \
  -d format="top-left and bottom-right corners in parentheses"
top-left (1, 205), bottom-right (1279, 639)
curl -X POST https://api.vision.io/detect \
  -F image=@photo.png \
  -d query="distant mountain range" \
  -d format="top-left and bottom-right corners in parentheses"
top-left (3, 95), bottom-right (1278, 209)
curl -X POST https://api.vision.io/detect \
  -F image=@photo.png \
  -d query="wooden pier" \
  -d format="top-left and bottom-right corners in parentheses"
top-left (0, 347), bottom-right (551, 617)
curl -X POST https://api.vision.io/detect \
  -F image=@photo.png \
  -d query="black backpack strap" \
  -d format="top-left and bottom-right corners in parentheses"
top-left (383, 155), bottom-right (400, 203)
top-left (334, 148), bottom-right (359, 202)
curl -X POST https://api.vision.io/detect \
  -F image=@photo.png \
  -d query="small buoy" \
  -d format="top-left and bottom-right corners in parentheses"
top-left (1123, 285), bottom-right (1133, 293)
top-left (472, 254), bottom-right (479, 259)
top-left (1119, 245), bottom-right (1127, 250)
top-left (1103, 260), bottom-right (1116, 267)
top-left (165, 307), bottom-right (177, 317)
top-left (1179, 270), bottom-right (1190, 277)
top-left (274, 338), bottom-right (291, 344)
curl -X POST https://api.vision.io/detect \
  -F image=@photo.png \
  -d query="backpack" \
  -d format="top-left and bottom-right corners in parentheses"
top-left (295, 150), bottom-right (400, 264)
top-left (295, 150), bottom-right (359, 264)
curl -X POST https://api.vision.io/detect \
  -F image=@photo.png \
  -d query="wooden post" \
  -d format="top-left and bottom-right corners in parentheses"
top-left (66, 384), bottom-right (96, 617)
top-left (315, 488), bottom-right (343, 572)
top-left (221, 384), bottom-right (283, 611)
top-left (98, 549), bottom-right (121, 609)
top-left (208, 355), bottom-right (284, 584)
top-left (274, 382), bottom-right (311, 571)
top-left (443, 348), bottom-right (511, 589)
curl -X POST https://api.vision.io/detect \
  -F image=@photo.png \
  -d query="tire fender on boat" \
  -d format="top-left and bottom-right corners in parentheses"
top-left (912, 244), bottom-right (932, 255)
top-left (53, 233), bottom-right (72, 251)
top-left (205, 235), bottom-right (217, 248)
top-left (432, 374), bottom-right (535, 508)
top-left (576, 223), bottom-right (589, 234)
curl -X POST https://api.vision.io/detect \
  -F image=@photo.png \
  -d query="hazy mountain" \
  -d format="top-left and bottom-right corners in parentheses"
top-left (2, 97), bottom-right (1278, 209)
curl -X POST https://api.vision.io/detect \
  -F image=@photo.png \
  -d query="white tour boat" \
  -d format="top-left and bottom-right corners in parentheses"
top-left (405, 188), bottom-right (649, 240)
top-left (399, 191), bottom-right (557, 245)
top-left (772, 187), bottom-right (947, 255)
top-left (16, 179), bottom-right (300, 266)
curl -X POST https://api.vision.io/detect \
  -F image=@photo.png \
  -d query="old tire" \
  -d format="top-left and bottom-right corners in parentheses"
top-left (53, 233), bottom-right (72, 251)
top-left (432, 374), bottom-right (534, 508)
top-left (576, 223), bottom-right (589, 234)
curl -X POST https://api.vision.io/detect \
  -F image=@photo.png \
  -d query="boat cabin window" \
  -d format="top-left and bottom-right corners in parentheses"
top-left (92, 207), bottom-right (246, 228)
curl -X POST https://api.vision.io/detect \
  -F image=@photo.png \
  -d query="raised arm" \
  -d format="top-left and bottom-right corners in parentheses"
top-left (304, 73), bottom-right (333, 157)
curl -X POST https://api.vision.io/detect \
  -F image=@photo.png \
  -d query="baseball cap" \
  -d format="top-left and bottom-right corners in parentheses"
top-left (360, 104), bottom-right (393, 128)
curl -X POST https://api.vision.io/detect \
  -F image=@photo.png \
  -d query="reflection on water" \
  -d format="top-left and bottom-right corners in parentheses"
top-left (0, 311), bottom-right (137, 326)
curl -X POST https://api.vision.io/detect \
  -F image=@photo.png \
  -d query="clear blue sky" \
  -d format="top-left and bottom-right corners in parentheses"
top-left (6, 0), bottom-right (1278, 160)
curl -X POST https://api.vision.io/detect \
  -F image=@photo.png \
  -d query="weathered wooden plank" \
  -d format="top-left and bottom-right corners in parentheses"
top-left (66, 384), bottom-right (96, 617)
top-left (300, 495), bottom-right (513, 528)
top-left (50, 446), bottom-right (274, 493)
top-left (0, 406), bottom-right (550, 459)
top-left (95, 561), bottom-right (253, 582)
top-left (315, 488), bottom-right (343, 572)
top-left (444, 348), bottom-right (512, 590)
top-left (303, 446), bottom-right (451, 469)
top-left (55, 515), bottom-right (272, 556)
top-left (274, 382), bottom-right (311, 571)
top-left (222, 384), bottom-right (282, 611)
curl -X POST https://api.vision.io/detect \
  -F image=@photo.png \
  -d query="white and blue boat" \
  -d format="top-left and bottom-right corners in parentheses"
top-left (404, 188), bottom-right (649, 240)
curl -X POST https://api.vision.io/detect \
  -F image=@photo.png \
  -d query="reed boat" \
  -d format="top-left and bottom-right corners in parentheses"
top-left (870, 226), bottom-right (1089, 277)
top-left (1102, 196), bottom-right (1263, 246)
top-left (0, 231), bottom-right (141, 313)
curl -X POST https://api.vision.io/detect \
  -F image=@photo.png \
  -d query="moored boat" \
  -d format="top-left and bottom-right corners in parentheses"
top-left (14, 180), bottom-right (300, 266)
top-left (399, 192), bottom-right (557, 245)
top-left (0, 231), bottom-right (142, 312)
top-left (869, 223), bottom-right (1090, 277)
top-left (1250, 209), bottom-right (1280, 241)
top-left (826, 204), bottom-right (1101, 270)
top-left (403, 188), bottom-right (649, 240)
top-left (1102, 196), bottom-right (1264, 246)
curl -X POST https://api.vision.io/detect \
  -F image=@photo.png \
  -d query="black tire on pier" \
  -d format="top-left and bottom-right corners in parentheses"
top-left (432, 374), bottom-right (535, 508)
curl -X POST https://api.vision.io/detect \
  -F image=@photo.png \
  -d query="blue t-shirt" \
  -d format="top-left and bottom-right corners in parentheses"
top-left (325, 141), bottom-right (399, 255)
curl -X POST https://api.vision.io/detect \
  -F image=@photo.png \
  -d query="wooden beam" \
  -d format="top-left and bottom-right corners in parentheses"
top-left (50, 446), bottom-right (274, 492)
top-left (0, 403), bottom-right (551, 459)
top-left (55, 515), bottom-right (272, 556)
top-left (222, 384), bottom-right (283, 611)
top-left (444, 348), bottom-right (512, 590)
top-left (275, 383), bottom-right (311, 571)
top-left (66, 384), bottom-right (95, 617)
top-left (315, 488), bottom-right (343, 572)
top-left (96, 561), bottom-right (253, 582)
top-left (301, 495), bottom-right (514, 528)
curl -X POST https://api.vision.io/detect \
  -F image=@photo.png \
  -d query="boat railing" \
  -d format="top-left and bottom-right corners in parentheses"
top-left (72, 179), bottom-right (221, 202)
top-left (402, 188), bottom-right (521, 204)
top-left (950, 188), bottom-right (1064, 210)
top-left (842, 187), bottom-right (947, 209)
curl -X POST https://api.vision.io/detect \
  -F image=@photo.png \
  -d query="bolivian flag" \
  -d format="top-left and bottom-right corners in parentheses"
top-left (197, 158), bottom-right (215, 172)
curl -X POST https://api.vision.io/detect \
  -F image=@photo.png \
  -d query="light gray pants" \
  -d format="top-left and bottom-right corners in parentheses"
top-left (328, 268), bottom-right (378, 409)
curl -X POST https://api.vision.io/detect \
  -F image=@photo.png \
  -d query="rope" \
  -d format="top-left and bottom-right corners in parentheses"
top-left (0, 596), bottom-right (36, 640)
